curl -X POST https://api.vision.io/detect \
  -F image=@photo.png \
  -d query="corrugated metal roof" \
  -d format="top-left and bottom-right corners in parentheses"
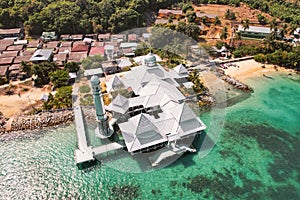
top-left (174, 64), bottom-right (188, 75)
top-left (158, 9), bottom-right (183, 15)
top-left (106, 75), bottom-right (125, 92)
top-left (108, 94), bottom-right (129, 114)
top-left (119, 113), bottom-right (167, 152)
top-left (30, 49), bottom-right (52, 61)
top-left (196, 12), bottom-right (217, 19)
top-left (84, 67), bottom-right (103, 77)
top-left (0, 28), bottom-right (21, 35)
top-left (238, 25), bottom-right (271, 34)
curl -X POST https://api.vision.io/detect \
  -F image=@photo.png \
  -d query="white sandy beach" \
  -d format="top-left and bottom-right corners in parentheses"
top-left (223, 59), bottom-right (294, 82)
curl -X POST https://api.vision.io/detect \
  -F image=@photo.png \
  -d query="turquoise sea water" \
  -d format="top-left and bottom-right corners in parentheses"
top-left (1, 72), bottom-right (300, 199)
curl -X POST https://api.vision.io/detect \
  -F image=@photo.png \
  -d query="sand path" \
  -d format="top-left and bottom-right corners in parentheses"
top-left (0, 87), bottom-right (50, 118)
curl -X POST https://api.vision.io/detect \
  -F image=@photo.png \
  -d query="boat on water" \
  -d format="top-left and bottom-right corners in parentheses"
top-left (263, 74), bottom-right (274, 79)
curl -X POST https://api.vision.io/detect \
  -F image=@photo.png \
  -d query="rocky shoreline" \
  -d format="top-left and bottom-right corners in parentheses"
top-left (216, 69), bottom-right (253, 92)
top-left (0, 110), bottom-right (74, 134)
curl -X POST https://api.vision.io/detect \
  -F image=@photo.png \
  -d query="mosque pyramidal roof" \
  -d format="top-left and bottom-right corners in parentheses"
top-left (106, 53), bottom-right (206, 153)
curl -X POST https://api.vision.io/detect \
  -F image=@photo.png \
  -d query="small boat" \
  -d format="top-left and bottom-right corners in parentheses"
top-left (263, 74), bottom-right (274, 79)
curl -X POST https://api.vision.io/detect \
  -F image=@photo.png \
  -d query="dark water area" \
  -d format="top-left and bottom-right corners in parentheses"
top-left (0, 72), bottom-right (299, 199)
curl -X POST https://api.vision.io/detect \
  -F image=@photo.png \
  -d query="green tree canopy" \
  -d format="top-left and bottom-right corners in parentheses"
top-left (108, 8), bottom-right (140, 33)
top-left (49, 70), bottom-right (69, 88)
top-left (43, 86), bottom-right (73, 110)
top-left (82, 55), bottom-right (104, 70)
top-left (257, 14), bottom-right (267, 25)
top-left (220, 27), bottom-right (228, 41)
top-left (26, 1), bottom-right (81, 35)
top-left (64, 62), bottom-right (80, 73)
top-left (32, 62), bottom-right (58, 87)
top-left (186, 11), bottom-right (196, 23)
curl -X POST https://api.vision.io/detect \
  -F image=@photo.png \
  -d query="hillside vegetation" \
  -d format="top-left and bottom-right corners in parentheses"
top-left (0, 0), bottom-right (180, 35)
top-left (1, 0), bottom-right (300, 36)
top-left (193, 0), bottom-right (300, 28)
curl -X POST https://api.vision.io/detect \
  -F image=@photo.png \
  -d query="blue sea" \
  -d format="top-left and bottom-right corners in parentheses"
top-left (0, 71), bottom-right (300, 199)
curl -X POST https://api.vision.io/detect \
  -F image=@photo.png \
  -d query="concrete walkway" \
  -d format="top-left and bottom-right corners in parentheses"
top-left (5, 115), bottom-right (15, 131)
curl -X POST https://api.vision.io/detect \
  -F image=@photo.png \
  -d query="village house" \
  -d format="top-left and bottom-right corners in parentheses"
top-left (22, 49), bottom-right (36, 56)
top-left (158, 9), bottom-right (184, 19)
top-left (195, 12), bottom-right (217, 24)
top-left (127, 34), bottom-right (138, 42)
top-left (0, 57), bottom-right (14, 66)
top-left (13, 55), bottom-right (32, 64)
top-left (142, 33), bottom-right (151, 41)
top-left (53, 52), bottom-right (69, 67)
top-left (0, 66), bottom-right (9, 79)
top-left (40, 32), bottom-right (57, 41)
top-left (30, 49), bottom-right (53, 63)
top-left (92, 41), bottom-right (105, 47)
top-left (89, 46), bottom-right (105, 57)
top-left (6, 45), bottom-right (24, 52)
top-left (98, 33), bottom-right (111, 42)
top-left (168, 64), bottom-right (189, 84)
top-left (70, 34), bottom-right (84, 41)
top-left (13, 40), bottom-right (28, 46)
top-left (120, 42), bottom-right (138, 57)
top-left (43, 41), bottom-right (60, 49)
top-left (0, 51), bottom-right (19, 58)
top-left (111, 34), bottom-right (125, 43)
top-left (8, 64), bottom-right (26, 80)
top-left (68, 52), bottom-right (88, 62)
top-left (102, 60), bottom-right (121, 75)
top-left (60, 34), bottom-right (71, 41)
top-left (58, 47), bottom-right (72, 54)
top-left (85, 34), bottom-right (98, 40)
top-left (0, 28), bottom-right (24, 39)
top-left (60, 41), bottom-right (73, 48)
top-left (27, 40), bottom-right (42, 49)
top-left (84, 68), bottom-right (104, 79)
top-left (71, 44), bottom-right (89, 53)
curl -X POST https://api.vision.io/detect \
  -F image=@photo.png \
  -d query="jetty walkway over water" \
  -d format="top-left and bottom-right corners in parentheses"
top-left (74, 106), bottom-right (124, 164)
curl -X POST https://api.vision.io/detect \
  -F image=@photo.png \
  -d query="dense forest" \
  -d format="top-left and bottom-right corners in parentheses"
top-left (0, 0), bottom-right (300, 35)
top-left (0, 0), bottom-right (181, 35)
top-left (1, 0), bottom-right (300, 36)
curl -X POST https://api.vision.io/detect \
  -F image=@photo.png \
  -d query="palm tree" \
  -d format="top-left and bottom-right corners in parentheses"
top-left (220, 27), bottom-right (228, 41)
top-left (225, 9), bottom-right (231, 19)
top-left (280, 23), bottom-right (288, 39)
top-left (269, 18), bottom-right (278, 40)
top-left (231, 30), bottom-right (241, 48)
top-left (235, 31), bottom-right (241, 41)
top-left (241, 18), bottom-right (250, 30)
top-left (270, 18), bottom-right (278, 31)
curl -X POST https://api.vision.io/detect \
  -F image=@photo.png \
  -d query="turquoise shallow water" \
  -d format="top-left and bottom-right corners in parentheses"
top-left (0, 72), bottom-right (300, 199)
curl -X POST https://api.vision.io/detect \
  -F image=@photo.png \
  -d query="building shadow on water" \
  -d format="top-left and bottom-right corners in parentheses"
top-left (77, 131), bottom-right (215, 172)
top-left (226, 91), bottom-right (252, 107)
top-left (166, 131), bottom-right (215, 169)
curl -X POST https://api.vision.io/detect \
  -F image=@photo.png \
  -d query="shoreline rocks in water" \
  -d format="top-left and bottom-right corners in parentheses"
top-left (0, 110), bottom-right (74, 134)
top-left (198, 94), bottom-right (215, 109)
top-left (216, 69), bottom-right (253, 92)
